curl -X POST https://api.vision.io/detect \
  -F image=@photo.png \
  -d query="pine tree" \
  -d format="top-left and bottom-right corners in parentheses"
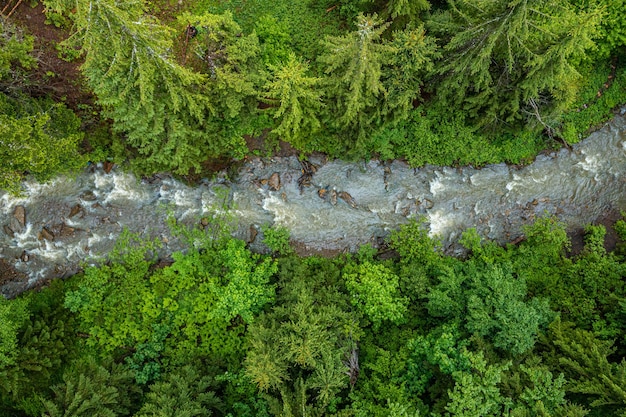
top-left (245, 257), bottom-right (357, 415)
top-left (548, 320), bottom-right (626, 412)
top-left (135, 365), bottom-right (221, 417)
top-left (428, 0), bottom-right (602, 129)
top-left (319, 13), bottom-right (394, 137)
top-left (379, 25), bottom-right (439, 126)
top-left (264, 53), bottom-right (323, 150)
top-left (41, 358), bottom-right (140, 417)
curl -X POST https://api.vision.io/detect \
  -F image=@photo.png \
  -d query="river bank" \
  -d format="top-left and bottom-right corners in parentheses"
top-left (1, 108), bottom-right (626, 297)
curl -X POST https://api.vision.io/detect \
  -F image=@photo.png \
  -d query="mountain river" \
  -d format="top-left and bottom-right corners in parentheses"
top-left (1, 109), bottom-right (626, 296)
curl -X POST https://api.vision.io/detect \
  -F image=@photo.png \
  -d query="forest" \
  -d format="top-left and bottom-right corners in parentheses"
top-left (2, 0), bottom-right (626, 415)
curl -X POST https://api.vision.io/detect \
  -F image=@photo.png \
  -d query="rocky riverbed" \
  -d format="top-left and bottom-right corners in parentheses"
top-left (1, 109), bottom-right (626, 297)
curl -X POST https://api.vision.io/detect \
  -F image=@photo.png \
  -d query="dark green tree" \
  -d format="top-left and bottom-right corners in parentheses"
top-left (41, 358), bottom-right (140, 417)
top-left (547, 319), bottom-right (626, 413)
top-left (378, 25), bottom-right (439, 126)
top-left (427, 262), bottom-right (554, 356)
top-left (245, 257), bottom-right (358, 416)
top-left (428, 0), bottom-right (602, 129)
top-left (135, 365), bottom-right (221, 417)
top-left (319, 13), bottom-right (394, 138)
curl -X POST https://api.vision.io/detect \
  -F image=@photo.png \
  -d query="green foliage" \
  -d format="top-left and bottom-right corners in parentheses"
top-left (135, 365), bottom-right (221, 417)
top-left (255, 15), bottom-right (293, 66)
top-left (367, 103), bottom-right (547, 167)
top-left (264, 54), bottom-right (323, 150)
top-left (444, 351), bottom-right (510, 417)
top-left (0, 297), bottom-right (29, 368)
top-left (558, 63), bottom-right (626, 144)
top-left (547, 319), bottom-right (626, 413)
top-left (405, 323), bottom-right (471, 397)
top-left (0, 94), bottom-right (85, 194)
top-left (197, 0), bottom-right (344, 60)
top-left (429, 0), bottom-right (602, 129)
top-left (41, 358), bottom-right (140, 417)
top-left (0, 19), bottom-right (84, 194)
top-left (344, 261), bottom-right (408, 326)
top-left (261, 224), bottom-right (293, 256)
top-left (0, 18), bottom-right (35, 80)
top-left (570, 0), bottom-right (626, 59)
top-left (65, 227), bottom-right (276, 382)
top-left (319, 13), bottom-right (393, 137)
top-left (0, 281), bottom-right (79, 416)
top-left (427, 261), bottom-right (554, 355)
top-left (245, 256), bottom-right (358, 414)
top-left (378, 25), bottom-right (439, 126)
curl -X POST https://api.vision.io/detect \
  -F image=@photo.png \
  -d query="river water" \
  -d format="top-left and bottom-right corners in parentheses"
top-left (1, 110), bottom-right (626, 295)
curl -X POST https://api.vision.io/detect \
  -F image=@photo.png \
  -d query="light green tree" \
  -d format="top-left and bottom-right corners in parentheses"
top-left (445, 351), bottom-right (510, 417)
top-left (0, 297), bottom-right (29, 369)
top-left (64, 229), bottom-right (276, 383)
top-left (344, 261), bottom-right (408, 326)
top-left (0, 19), bottom-right (84, 194)
top-left (264, 54), bottom-right (323, 150)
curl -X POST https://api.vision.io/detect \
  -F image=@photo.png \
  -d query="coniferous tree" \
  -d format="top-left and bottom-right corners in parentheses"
top-left (548, 320), bottom-right (626, 413)
top-left (379, 25), bottom-right (439, 126)
top-left (135, 365), bottom-right (221, 417)
top-left (428, 0), bottom-right (602, 130)
top-left (319, 13), bottom-right (394, 139)
top-left (41, 358), bottom-right (140, 417)
top-left (264, 53), bottom-right (323, 150)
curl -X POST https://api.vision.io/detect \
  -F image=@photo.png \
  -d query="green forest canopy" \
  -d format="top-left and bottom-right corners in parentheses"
top-left (3, 215), bottom-right (626, 416)
top-left (0, 0), bottom-right (625, 186)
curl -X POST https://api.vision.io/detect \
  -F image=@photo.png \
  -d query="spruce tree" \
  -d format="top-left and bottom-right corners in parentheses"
top-left (319, 13), bottom-right (394, 138)
top-left (264, 53), bottom-right (323, 150)
top-left (428, 0), bottom-right (602, 130)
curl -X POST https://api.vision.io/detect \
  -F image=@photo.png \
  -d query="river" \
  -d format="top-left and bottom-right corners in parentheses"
top-left (1, 109), bottom-right (625, 296)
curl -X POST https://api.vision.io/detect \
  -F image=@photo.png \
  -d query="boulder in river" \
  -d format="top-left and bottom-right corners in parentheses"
top-left (59, 223), bottom-right (76, 237)
top-left (338, 191), bottom-right (357, 208)
top-left (13, 205), bottom-right (25, 227)
top-left (268, 172), bottom-right (281, 191)
top-left (69, 204), bottom-right (83, 218)
top-left (3, 225), bottom-right (14, 238)
top-left (38, 227), bottom-right (55, 241)
top-left (329, 189), bottom-right (338, 206)
top-left (103, 161), bottom-right (115, 173)
top-left (248, 225), bottom-right (258, 244)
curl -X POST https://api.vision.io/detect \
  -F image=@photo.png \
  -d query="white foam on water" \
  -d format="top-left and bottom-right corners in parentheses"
top-left (427, 210), bottom-right (452, 237)
top-left (30, 240), bottom-right (67, 262)
top-left (12, 223), bottom-right (36, 247)
top-left (262, 193), bottom-right (298, 226)
top-left (429, 174), bottom-right (445, 196)
top-left (100, 172), bottom-right (151, 205)
top-left (87, 233), bottom-right (105, 248)
top-left (577, 152), bottom-right (602, 179)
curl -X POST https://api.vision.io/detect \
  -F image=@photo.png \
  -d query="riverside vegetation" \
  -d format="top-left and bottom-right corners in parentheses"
top-left (4, 216), bottom-right (626, 416)
top-left (2, 0), bottom-right (626, 415)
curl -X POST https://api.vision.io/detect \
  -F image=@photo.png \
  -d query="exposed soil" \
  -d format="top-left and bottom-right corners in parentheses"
top-left (0, 258), bottom-right (26, 285)
top-left (567, 207), bottom-right (624, 257)
top-left (5, 1), bottom-right (94, 110)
